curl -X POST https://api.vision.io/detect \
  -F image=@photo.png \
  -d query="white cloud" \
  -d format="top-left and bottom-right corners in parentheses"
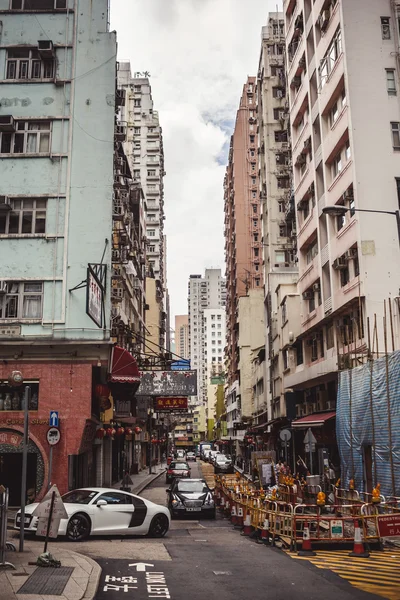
top-left (110, 0), bottom-right (283, 320)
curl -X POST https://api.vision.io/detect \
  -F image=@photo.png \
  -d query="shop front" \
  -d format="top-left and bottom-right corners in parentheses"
top-left (291, 411), bottom-right (338, 477)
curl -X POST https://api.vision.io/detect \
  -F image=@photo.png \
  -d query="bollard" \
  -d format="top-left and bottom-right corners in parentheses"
top-left (298, 522), bottom-right (316, 556)
top-left (349, 519), bottom-right (370, 558)
top-left (241, 513), bottom-right (253, 536)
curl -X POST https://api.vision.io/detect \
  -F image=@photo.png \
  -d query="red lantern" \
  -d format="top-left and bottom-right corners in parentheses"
top-left (96, 428), bottom-right (105, 439)
top-left (116, 427), bottom-right (124, 436)
top-left (105, 427), bottom-right (115, 437)
top-left (95, 383), bottom-right (110, 399)
top-left (125, 427), bottom-right (133, 435)
top-left (134, 426), bottom-right (142, 434)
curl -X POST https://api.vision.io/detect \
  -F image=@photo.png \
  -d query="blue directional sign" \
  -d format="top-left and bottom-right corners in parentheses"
top-left (171, 359), bottom-right (191, 371)
top-left (49, 411), bottom-right (59, 427)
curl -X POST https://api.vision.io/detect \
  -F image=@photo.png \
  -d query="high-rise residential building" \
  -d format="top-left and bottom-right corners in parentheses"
top-left (257, 15), bottom-right (299, 435)
top-left (117, 64), bottom-right (167, 351)
top-left (0, 0), bottom-right (129, 500)
top-left (175, 315), bottom-right (189, 359)
top-left (224, 77), bottom-right (264, 389)
top-left (188, 269), bottom-right (226, 404)
top-left (282, 0), bottom-right (400, 431)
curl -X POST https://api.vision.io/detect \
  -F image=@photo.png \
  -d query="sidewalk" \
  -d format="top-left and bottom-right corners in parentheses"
top-left (112, 461), bottom-right (166, 495)
top-left (0, 541), bottom-right (100, 600)
top-left (1, 463), bottom-right (165, 599)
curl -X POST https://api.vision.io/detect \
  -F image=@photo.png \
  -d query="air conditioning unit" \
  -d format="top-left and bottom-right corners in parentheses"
top-left (291, 227), bottom-right (297, 237)
top-left (302, 290), bottom-right (313, 300)
top-left (343, 189), bottom-right (353, 201)
top-left (133, 277), bottom-right (140, 289)
top-left (111, 286), bottom-right (124, 302)
top-left (312, 282), bottom-right (320, 292)
top-left (112, 249), bottom-right (120, 262)
top-left (38, 40), bottom-right (55, 59)
top-left (332, 256), bottom-right (348, 270)
top-left (0, 281), bottom-right (7, 295)
top-left (0, 196), bottom-right (12, 212)
top-left (0, 115), bottom-right (15, 132)
top-left (346, 247), bottom-right (358, 259)
top-left (319, 9), bottom-right (330, 31)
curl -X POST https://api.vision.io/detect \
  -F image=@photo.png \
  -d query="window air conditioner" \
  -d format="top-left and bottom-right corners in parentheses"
top-left (0, 116), bottom-right (15, 132)
top-left (312, 282), bottom-right (320, 292)
top-left (302, 290), bottom-right (313, 300)
top-left (38, 40), bottom-right (55, 59)
top-left (0, 196), bottom-right (12, 212)
top-left (346, 247), bottom-right (358, 260)
top-left (332, 256), bottom-right (348, 270)
top-left (111, 287), bottom-right (124, 302)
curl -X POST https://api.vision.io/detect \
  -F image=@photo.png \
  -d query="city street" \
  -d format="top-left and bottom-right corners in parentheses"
top-left (92, 461), bottom-right (383, 600)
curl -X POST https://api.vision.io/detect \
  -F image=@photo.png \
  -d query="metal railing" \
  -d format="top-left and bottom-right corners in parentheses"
top-left (0, 488), bottom-right (16, 570)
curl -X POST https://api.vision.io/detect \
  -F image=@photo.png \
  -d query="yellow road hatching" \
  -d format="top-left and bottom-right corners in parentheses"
top-left (286, 548), bottom-right (400, 600)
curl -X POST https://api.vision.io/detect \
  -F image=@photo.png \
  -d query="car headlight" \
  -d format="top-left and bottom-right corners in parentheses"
top-left (172, 496), bottom-right (183, 506)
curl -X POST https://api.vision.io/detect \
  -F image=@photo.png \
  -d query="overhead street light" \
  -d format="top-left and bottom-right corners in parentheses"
top-left (322, 205), bottom-right (400, 249)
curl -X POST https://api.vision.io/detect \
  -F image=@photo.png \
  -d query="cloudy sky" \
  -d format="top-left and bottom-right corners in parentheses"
top-left (110, 0), bottom-right (282, 322)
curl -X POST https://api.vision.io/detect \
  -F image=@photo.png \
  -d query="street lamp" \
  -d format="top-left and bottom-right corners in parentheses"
top-left (322, 205), bottom-right (400, 249)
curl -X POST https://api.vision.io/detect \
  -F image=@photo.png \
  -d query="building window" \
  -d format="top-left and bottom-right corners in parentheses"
top-left (133, 170), bottom-right (140, 178)
top-left (345, 140), bottom-right (351, 161)
top-left (319, 28), bottom-right (342, 89)
top-left (278, 201), bottom-right (285, 213)
top-left (275, 251), bottom-right (286, 263)
top-left (255, 278), bottom-right (260, 287)
top-left (134, 99), bottom-right (141, 107)
top-left (0, 282), bottom-right (43, 320)
top-left (251, 177), bottom-right (256, 185)
top-left (6, 48), bottom-right (54, 80)
top-left (279, 224), bottom-right (286, 237)
top-left (147, 169), bottom-right (156, 176)
top-left (387, 70), bottom-right (397, 95)
top-left (391, 122), bottom-right (400, 149)
top-left (254, 247), bottom-right (259, 257)
top-left (0, 198), bottom-right (46, 235)
top-left (332, 152), bottom-right (343, 178)
top-left (148, 245), bottom-right (155, 252)
top-left (330, 102), bottom-right (339, 127)
top-left (254, 233), bottom-right (258, 242)
top-left (274, 130), bottom-right (288, 142)
top-left (0, 120), bottom-right (51, 154)
top-left (381, 17), bottom-right (391, 39)
top-left (306, 238), bottom-right (318, 264)
top-left (148, 229), bottom-right (155, 237)
top-left (340, 265), bottom-right (350, 287)
top-left (250, 135), bottom-right (255, 143)
top-left (277, 177), bottom-right (290, 188)
top-left (10, 0), bottom-right (67, 8)
top-left (252, 204), bottom-right (257, 213)
top-left (134, 127), bottom-right (140, 135)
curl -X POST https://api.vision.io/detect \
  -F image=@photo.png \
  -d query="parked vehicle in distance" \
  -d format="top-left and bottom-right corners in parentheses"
top-left (214, 454), bottom-right (233, 474)
top-left (186, 451), bottom-right (196, 462)
top-left (15, 488), bottom-right (170, 541)
top-left (209, 450), bottom-right (221, 464)
top-left (167, 478), bottom-right (216, 519)
top-left (166, 461), bottom-right (191, 483)
top-left (199, 442), bottom-right (212, 460)
top-left (175, 449), bottom-right (186, 460)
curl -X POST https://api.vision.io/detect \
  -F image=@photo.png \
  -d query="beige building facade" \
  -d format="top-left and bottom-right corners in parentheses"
top-left (175, 315), bottom-right (189, 359)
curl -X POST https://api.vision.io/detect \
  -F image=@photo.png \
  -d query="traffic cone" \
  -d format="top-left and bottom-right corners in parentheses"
top-left (224, 500), bottom-right (230, 518)
top-left (298, 522), bottom-right (316, 556)
top-left (219, 495), bottom-right (225, 512)
top-left (349, 519), bottom-right (370, 558)
top-left (231, 504), bottom-right (237, 525)
top-left (236, 505), bottom-right (244, 529)
top-left (215, 491), bottom-right (221, 507)
top-left (241, 513), bottom-right (253, 536)
top-left (258, 519), bottom-right (270, 545)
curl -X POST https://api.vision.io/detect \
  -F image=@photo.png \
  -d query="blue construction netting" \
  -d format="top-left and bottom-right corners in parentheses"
top-left (337, 350), bottom-right (400, 497)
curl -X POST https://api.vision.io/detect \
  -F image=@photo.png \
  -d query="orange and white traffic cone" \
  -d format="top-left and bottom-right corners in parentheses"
top-left (298, 522), bottom-right (316, 556)
top-left (236, 505), bottom-right (244, 529)
top-left (219, 495), bottom-right (225, 512)
top-left (231, 504), bottom-right (237, 525)
top-left (241, 513), bottom-right (253, 536)
top-left (349, 519), bottom-right (370, 558)
top-left (215, 491), bottom-right (221, 506)
top-left (259, 519), bottom-right (270, 545)
top-left (224, 499), bottom-right (230, 518)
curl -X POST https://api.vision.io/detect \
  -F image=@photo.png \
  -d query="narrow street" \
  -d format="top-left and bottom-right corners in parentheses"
top-left (92, 461), bottom-right (383, 600)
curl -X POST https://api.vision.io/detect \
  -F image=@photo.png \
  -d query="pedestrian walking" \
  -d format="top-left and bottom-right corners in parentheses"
top-left (120, 470), bottom-right (133, 492)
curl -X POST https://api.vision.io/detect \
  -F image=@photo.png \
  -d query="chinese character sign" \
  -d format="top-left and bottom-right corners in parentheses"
top-left (154, 397), bottom-right (188, 411)
top-left (86, 268), bottom-right (103, 328)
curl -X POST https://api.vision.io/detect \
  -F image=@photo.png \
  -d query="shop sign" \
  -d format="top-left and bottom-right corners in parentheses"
top-left (0, 325), bottom-right (21, 337)
top-left (377, 514), bottom-right (400, 538)
top-left (114, 400), bottom-right (131, 417)
top-left (0, 431), bottom-right (23, 447)
top-left (79, 420), bottom-right (98, 454)
top-left (137, 371), bottom-right (197, 397)
top-left (0, 418), bottom-right (47, 426)
top-left (86, 266), bottom-right (104, 328)
top-left (155, 397), bottom-right (188, 411)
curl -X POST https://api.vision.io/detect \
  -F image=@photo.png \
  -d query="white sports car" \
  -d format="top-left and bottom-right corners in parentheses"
top-left (15, 487), bottom-right (170, 541)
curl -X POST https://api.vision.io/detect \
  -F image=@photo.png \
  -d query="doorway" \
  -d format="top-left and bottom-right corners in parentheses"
top-left (0, 453), bottom-right (37, 506)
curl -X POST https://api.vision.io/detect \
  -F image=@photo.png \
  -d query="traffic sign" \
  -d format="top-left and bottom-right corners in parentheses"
top-left (303, 428), bottom-right (317, 446)
top-left (32, 485), bottom-right (68, 519)
top-left (49, 411), bottom-right (59, 427)
top-left (279, 428), bottom-right (292, 442)
top-left (47, 427), bottom-right (61, 446)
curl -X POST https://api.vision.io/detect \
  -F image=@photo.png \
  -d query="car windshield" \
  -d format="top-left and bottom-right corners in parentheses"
top-left (62, 490), bottom-right (98, 504)
top-left (171, 462), bottom-right (189, 470)
top-left (176, 480), bottom-right (208, 493)
top-left (216, 456), bottom-right (229, 463)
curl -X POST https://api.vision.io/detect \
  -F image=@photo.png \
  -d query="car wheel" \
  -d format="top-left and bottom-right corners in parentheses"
top-left (149, 513), bottom-right (169, 538)
top-left (66, 513), bottom-right (91, 541)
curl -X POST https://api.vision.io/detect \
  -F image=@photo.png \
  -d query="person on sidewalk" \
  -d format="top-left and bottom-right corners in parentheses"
top-left (120, 471), bottom-right (133, 493)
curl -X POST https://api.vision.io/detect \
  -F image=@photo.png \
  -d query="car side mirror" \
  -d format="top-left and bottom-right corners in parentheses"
top-left (166, 488), bottom-right (171, 493)
top-left (96, 499), bottom-right (107, 507)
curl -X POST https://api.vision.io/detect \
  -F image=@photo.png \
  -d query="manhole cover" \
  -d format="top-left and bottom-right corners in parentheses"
top-left (17, 567), bottom-right (74, 596)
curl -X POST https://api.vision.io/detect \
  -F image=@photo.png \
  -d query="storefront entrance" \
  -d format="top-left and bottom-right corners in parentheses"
top-left (0, 452), bottom-right (37, 506)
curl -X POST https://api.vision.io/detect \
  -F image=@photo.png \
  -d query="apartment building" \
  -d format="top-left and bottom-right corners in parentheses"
top-left (188, 269), bottom-right (226, 404)
top-left (282, 0), bottom-right (400, 452)
top-left (224, 77), bottom-right (264, 391)
top-left (0, 0), bottom-right (122, 500)
top-left (257, 15), bottom-right (299, 440)
top-left (117, 64), bottom-right (167, 351)
top-left (175, 315), bottom-right (189, 359)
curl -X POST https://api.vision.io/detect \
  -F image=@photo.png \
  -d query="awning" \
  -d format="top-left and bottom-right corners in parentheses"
top-left (291, 411), bottom-right (336, 429)
top-left (109, 346), bottom-right (140, 385)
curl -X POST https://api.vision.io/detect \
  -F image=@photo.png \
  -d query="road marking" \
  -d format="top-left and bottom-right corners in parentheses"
top-left (285, 548), bottom-right (400, 600)
top-left (128, 562), bottom-right (155, 572)
top-left (213, 571), bottom-right (232, 575)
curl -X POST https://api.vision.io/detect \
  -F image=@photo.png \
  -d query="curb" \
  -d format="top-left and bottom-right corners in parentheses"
top-left (66, 549), bottom-right (102, 600)
top-left (132, 468), bottom-right (165, 496)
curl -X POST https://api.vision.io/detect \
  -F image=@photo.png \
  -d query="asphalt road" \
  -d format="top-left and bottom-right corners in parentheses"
top-left (94, 460), bottom-right (381, 600)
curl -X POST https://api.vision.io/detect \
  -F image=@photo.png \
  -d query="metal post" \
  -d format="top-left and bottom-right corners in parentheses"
top-left (309, 444), bottom-right (313, 475)
top-left (48, 446), bottom-right (53, 491)
top-left (395, 210), bottom-right (400, 249)
top-left (19, 386), bottom-right (31, 553)
top-left (148, 410), bottom-right (152, 475)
